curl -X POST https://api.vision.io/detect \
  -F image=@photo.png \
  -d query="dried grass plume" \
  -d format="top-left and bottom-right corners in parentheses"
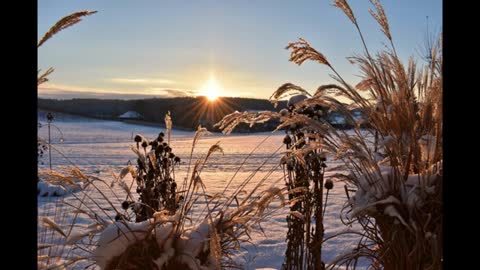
top-left (38, 10), bottom-right (97, 47)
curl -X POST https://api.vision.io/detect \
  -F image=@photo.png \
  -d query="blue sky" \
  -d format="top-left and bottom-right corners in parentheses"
top-left (38, 0), bottom-right (442, 100)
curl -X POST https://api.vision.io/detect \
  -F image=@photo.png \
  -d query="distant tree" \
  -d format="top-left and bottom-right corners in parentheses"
top-left (417, 16), bottom-right (441, 64)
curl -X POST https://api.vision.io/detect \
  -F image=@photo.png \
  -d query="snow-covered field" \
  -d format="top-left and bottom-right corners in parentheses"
top-left (38, 112), bottom-right (367, 269)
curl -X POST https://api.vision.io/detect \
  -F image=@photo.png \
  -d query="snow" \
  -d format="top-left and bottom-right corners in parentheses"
top-left (329, 115), bottom-right (346, 125)
top-left (118, 111), bottom-right (142, 119)
top-left (38, 113), bottom-right (368, 269)
top-left (37, 181), bottom-right (68, 197)
top-left (94, 220), bottom-right (152, 268)
top-left (287, 95), bottom-right (308, 107)
top-left (37, 171), bottom-right (83, 197)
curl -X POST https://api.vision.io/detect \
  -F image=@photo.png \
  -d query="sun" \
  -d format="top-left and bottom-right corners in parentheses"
top-left (201, 75), bottom-right (221, 101)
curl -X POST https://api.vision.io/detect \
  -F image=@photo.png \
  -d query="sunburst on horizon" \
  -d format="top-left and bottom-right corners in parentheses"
top-left (199, 74), bottom-right (221, 102)
top-left (179, 74), bottom-right (237, 127)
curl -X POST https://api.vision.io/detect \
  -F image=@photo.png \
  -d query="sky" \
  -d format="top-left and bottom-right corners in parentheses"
top-left (38, 0), bottom-right (442, 100)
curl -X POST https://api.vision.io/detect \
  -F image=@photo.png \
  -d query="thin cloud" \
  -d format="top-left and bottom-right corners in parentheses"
top-left (109, 77), bottom-right (175, 85)
top-left (145, 87), bottom-right (196, 97)
top-left (38, 89), bottom-right (157, 100)
top-left (39, 83), bottom-right (129, 95)
top-left (38, 83), bottom-right (195, 99)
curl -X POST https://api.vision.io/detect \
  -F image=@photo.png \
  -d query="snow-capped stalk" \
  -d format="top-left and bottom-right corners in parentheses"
top-left (165, 111), bottom-right (172, 144)
top-left (47, 112), bottom-right (53, 171)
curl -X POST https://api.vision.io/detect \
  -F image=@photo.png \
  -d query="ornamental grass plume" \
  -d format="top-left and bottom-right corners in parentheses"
top-left (37, 10), bottom-right (96, 86)
top-left (216, 0), bottom-right (442, 268)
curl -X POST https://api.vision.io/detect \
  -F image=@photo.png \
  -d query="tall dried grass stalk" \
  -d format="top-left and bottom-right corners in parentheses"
top-left (38, 10), bottom-right (97, 47)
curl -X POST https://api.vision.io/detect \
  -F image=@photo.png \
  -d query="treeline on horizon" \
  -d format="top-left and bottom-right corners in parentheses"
top-left (38, 96), bottom-right (288, 132)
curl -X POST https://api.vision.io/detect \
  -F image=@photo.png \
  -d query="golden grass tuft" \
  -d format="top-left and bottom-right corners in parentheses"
top-left (216, 0), bottom-right (442, 268)
top-left (37, 68), bottom-right (55, 86)
top-left (38, 10), bottom-right (97, 47)
top-left (333, 0), bottom-right (357, 25)
top-left (369, 0), bottom-right (392, 41)
top-left (286, 38), bottom-right (331, 67)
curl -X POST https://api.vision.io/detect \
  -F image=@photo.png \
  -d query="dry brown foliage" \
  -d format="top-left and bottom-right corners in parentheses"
top-left (216, 0), bottom-right (442, 269)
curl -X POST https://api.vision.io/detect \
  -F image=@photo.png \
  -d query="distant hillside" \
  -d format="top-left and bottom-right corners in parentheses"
top-left (38, 97), bottom-right (288, 132)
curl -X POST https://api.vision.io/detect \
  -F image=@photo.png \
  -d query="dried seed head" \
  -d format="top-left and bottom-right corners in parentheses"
top-left (283, 135), bottom-right (292, 145)
top-left (38, 10), bottom-right (97, 47)
top-left (134, 135), bottom-right (142, 143)
top-left (286, 38), bottom-right (330, 67)
top-left (114, 213), bottom-right (126, 221)
top-left (286, 159), bottom-right (294, 171)
top-left (46, 112), bottom-right (54, 122)
top-left (333, 0), bottom-right (357, 25)
top-left (369, 0), bottom-right (392, 41)
top-left (324, 179), bottom-right (334, 190)
top-left (121, 201), bottom-right (130, 210)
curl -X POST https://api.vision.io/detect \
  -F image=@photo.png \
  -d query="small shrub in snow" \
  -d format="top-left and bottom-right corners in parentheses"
top-left (119, 128), bottom-right (181, 222)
